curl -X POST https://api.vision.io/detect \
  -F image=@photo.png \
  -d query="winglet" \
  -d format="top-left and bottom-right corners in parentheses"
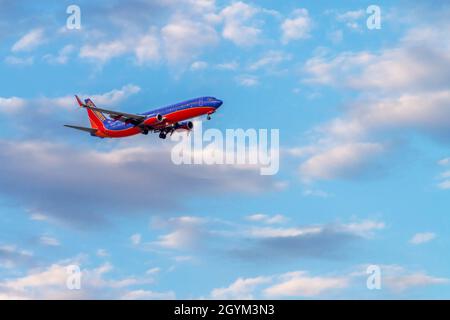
top-left (75, 95), bottom-right (85, 107)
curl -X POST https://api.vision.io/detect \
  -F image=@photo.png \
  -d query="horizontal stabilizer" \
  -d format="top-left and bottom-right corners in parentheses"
top-left (64, 124), bottom-right (98, 134)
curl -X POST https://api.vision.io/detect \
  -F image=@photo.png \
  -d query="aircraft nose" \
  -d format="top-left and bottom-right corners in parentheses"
top-left (215, 99), bottom-right (223, 108)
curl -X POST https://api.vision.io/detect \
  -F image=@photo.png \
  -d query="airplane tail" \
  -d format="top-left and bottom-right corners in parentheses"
top-left (75, 95), bottom-right (108, 130)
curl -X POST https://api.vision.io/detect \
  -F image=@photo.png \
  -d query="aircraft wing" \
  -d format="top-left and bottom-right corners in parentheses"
top-left (83, 105), bottom-right (146, 124)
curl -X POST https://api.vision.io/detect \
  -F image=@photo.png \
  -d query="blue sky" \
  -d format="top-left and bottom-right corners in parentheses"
top-left (1, 0), bottom-right (450, 299)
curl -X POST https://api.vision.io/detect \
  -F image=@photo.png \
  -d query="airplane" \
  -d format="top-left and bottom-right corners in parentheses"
top-left (64, 95), bottom-right (223, 139)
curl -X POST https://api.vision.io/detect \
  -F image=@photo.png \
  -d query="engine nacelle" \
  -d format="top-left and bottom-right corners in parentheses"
top-left (176, 121), bottom-right (193, 131)
top-left (156, 114), bottom-right (164, 123)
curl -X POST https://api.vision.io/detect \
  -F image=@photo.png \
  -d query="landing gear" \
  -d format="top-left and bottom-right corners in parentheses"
top-left (159, 132), bottom-right (167, 139)
top-left (138, 124), bottom-right (149, 135)
top-left (207, 114), bottom-right (211, 120)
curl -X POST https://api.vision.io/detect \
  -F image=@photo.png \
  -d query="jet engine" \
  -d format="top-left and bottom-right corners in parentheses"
top-left (176, 121), bottom-right (193, 131)
top-left (156, 114), bottom-right (164, 122)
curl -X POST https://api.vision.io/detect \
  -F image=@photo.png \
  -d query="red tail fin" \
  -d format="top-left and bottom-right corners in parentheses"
top-left (74, 96), bottom-right (107, 130)
top-left (75, 95), bottom-right (84, 107)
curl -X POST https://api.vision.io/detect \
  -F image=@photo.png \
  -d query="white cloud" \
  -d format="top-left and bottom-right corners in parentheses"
top-left (96, 249), bottom-right (109, 257)
top-left (246, 219), bottom-right (384, 239)
top-left (78, 28), bottom-right (161, 66)
top-left (410, 232), bottom-right (436, 245)
top-left (211, 270), bottom-right (348, 299)
top-left (337, 220), bottom-right (385, 238)
top-left (297, 38), bottom-right (450, 182)
top-left (437, 160), bottom-right (450, 189)
top-left (337, 10), bottom-right (365, 21)
top-left (0, 138), bottom-right (278, 225)
top-left (130, 233), bottom-right (142, 246)
top-left (90, 84), bottom-right (141, 106)
top-left (322, 91), bottom-right (450, 141)
top-left (245, 213), bottom-right (267, 222)
top-left (211, 276), bottom-right (271, 299)
top-left (0, 264), bottom-right (76, 299)
top-left (36, 84), bottom-right (140, 115)
top-left (146, 215), bottom-right (384, 261)
top-left (381, 265), bottom-right (449, 292)
top-left (0, 97), bottom-right (26, 114)
top-left (155, 230), bottom-right (193, 249)
top-left (245, 213), bottom-right (287, 224)
top-left (134, 28), bottom-right (160, 65)
top-left (121, 289), bottom-right (175, 300)
top-left (281, 8), bottom-right (312, 44)
top-left (158, 0), bottom-right (217, 19)
top-left (221, 2), bottom-right (262, 47)
top-left (79, 40), bottom-right (129, 64)
top-left (438, 180), bottom-right (450, 189)
top-left (12, 28), bottom-right (45, 52)
top-left (0, 260), bottom-right (161, 299)
top-left (0, 245), bottom-right (33, 269)
top-left (264, 271), bottom-right (349, 297)
top-left (210, 264), bottom-right (448, 299)
top-left (29, 213), bottom-right (48, 221)
top-left (43, 45), bottom-right (75, 65)
top-left (152, 216), bottom-right (206, 250)
top-left (4, 56), bottom-right (34, 66)
top-left (216, 61), bottom-right (239, 70)
top-left (302, 189), bottom-right (330, 198)
top-left (39, 235), bottom-right (60, 247)
top-left (440, 171), bottom-right (450, 179)
top-left (336, 9), bottom-right (365, 30)
top-left (66, 0), bottom-right (218, 67)
top-left (328, 29), bottom-right (343, 44)
top-left (248, 226), bottom-right (322, 238)
top-left (438, 158), bottom-right (450, 166)
top-left (235, 74), bottom-right (259, 87)
top-left (76, 1), bottom-right (220, 67)
top-left (303, 34), bottom-right (450, 92)
top-left (162, 18), bottom-right (218, 65)
top-left (299, 142), bottom-right (385, 181)
top-left (146, 267), bottom-right (161, 275)
top-left (26, 84), bottom-right (140, 112)
top-left (303, 51), bottom-right (375, 87)
top-left (173, 255), bottom-right (194, 263)
top-left (190, 61), bottom-right (208, 71)
top-left (292, 84), bottom-right (450, 182)
top-left (387, 273), bottom-right (449, 292)
top-left (248, 50), bottom-right (291, 71)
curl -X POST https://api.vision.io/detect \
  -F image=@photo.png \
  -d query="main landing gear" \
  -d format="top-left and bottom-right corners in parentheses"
top-left (138, 125), bottom-right (149, 135)
top-left (159, 132), bottom-right (167, 139)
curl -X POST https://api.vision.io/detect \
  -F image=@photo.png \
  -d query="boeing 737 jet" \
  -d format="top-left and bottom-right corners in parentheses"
top-left (64, 95), bottom-right (223, 139)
